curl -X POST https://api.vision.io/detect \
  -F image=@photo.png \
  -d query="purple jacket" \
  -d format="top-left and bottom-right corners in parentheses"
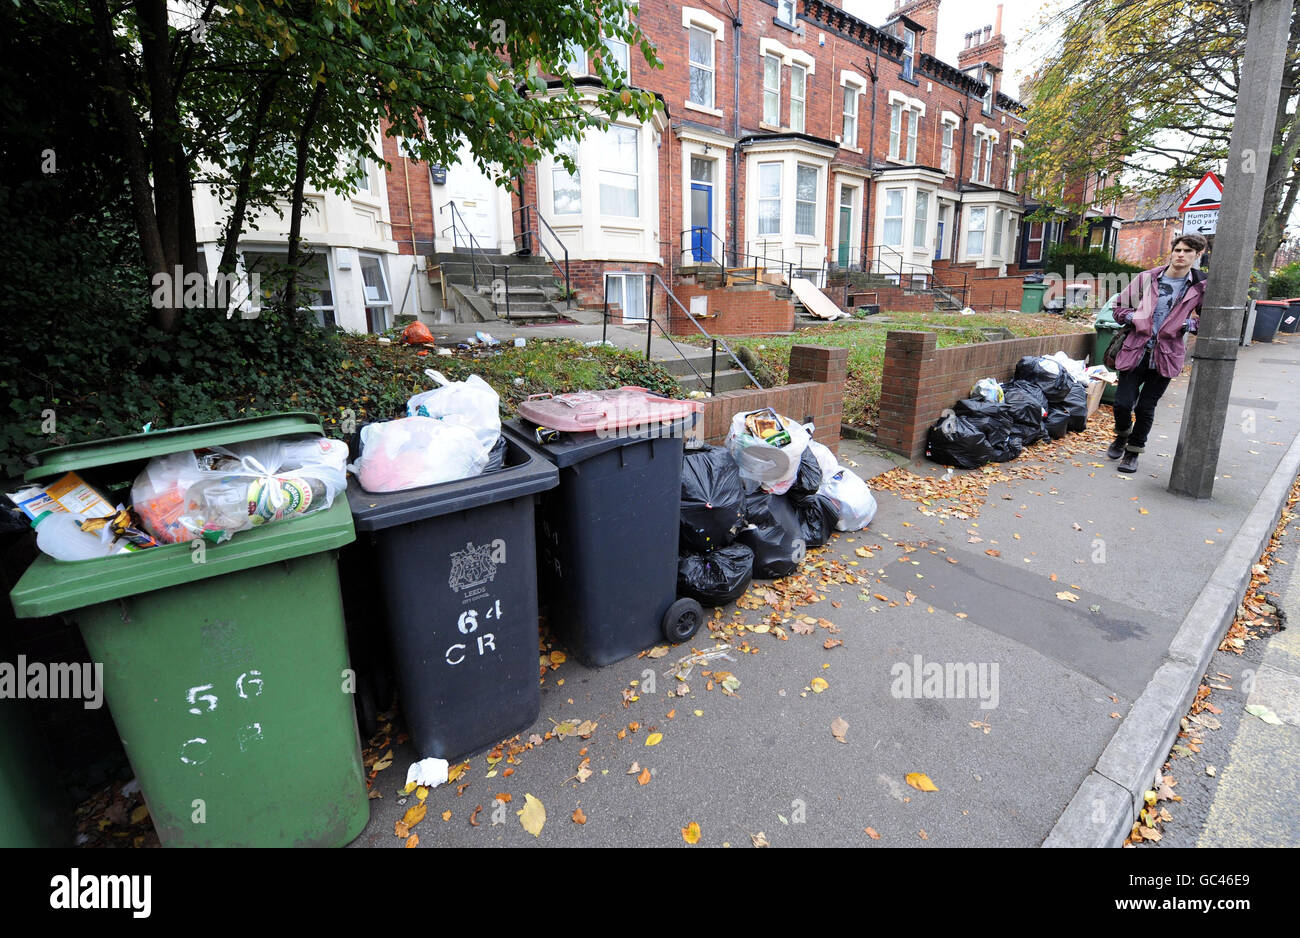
top-left (1112, 265), bottom-right (1206, 378)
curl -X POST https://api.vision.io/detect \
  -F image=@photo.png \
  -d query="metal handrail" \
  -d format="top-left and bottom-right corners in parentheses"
top-left (512, 204), bottom-right (572, 308)
top-left (648, 273), bottom-right (763, 390)
top-left (438, 201), bottom-right (487, 291)
top-left (679, 227), bottom-right (728, 285)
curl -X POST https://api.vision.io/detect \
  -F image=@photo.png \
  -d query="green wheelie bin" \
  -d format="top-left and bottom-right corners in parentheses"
top-left (8, 414), bottom-right (369, 847)
top-left (1093, 302), bottom-right (1121, 406)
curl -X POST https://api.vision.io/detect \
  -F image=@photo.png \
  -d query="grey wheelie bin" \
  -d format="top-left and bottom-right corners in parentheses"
top-left (344, 434), bottom-right (558, 761)
top-left (502, 388), bottom-right (706, 668)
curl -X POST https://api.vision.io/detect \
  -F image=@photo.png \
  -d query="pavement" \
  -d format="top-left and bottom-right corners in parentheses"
top-left (345, 329), bottom-right (1300, 848)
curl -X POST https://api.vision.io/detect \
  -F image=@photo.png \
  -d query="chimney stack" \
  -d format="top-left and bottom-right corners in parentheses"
top-left (891, 1), bottom-right (942, 59)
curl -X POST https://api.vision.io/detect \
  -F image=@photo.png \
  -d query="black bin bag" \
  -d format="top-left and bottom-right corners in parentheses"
top-left (1001, 380), bottom-right (1048, 448)
top-left (1062, 381), bottom-right (1089, 432)
top-left (953, 397), bottom-right (1021, 463)
top-left (787, 449), bottom-right (824, 507)
top-left (680, 445), bottom-right (746, 553)
top-left (1014, 356), bottom-right (1071, 403)
top-left (797, 494), bottom-right (840, 548)
top-left (1044, 404), bottom-right (1070, 439)
top-left (678, 543), bottom-right (754, 607)
top-left (925, 410), bottom-right (998, 469)
top-left (737, 490), bottom-right (806, 579)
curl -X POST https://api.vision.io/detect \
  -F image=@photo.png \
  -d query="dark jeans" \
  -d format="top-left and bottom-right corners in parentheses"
top-left (1113, 348), bottom-right (1171, 452)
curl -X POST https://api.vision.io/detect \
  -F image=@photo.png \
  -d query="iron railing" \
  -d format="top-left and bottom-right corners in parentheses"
top-left (513, 204), bottom-right (573, 308)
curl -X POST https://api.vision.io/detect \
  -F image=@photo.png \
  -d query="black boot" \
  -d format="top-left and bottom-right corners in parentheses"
top-left (1118, 451), bottom-right (1139, 473)
top-left (1107, 436), bottom-right (1127, 460)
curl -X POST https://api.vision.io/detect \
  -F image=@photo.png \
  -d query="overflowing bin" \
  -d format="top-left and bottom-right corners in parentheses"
top-left (503, 388), bottom-right (705, 668)
top-left (344, 434), bottom-right (558, 761)
top-left (7, 414), bottom-right (370, 847)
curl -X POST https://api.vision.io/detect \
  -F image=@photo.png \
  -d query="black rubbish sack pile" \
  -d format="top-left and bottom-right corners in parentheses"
top-left (736, 489), bottom-right (806, 578)
top-left (926, 356), bottom-right (1096, 469)
top-left (679, 445), bottom-right (746, 553)
top-left (1001, 380), bottom-right (1049, 448)
top-left (677, 542), bottom-right (755, 607)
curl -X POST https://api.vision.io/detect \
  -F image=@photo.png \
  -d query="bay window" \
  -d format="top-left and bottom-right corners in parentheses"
top-left (967, 207), bottom-right (987, 257)
top-left (913, 191), bottom-right (930, 250)
top-left (599, 126), bottom-right (639, 217)
top-left (795, 164), bottom-right (818, 237)
top-left (758, 162), bottom-right (782, 235)
top-left (883, 189), bottom-right (905, 248)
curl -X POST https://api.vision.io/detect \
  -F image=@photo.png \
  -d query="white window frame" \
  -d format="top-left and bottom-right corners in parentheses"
top-left (598, 125), bottom-right (639, 218)
top-left (790, 63), bottom-right (807, 133)
top-left (1008, 141), bottom-right (1024, 191)
top-left (966, 207), bottom-right (987, 259)
top-left (795, 163), bottom-right (819, 238)
top-left (561, 39), bottom-right (587, 77)
top-left (604, 272), bottom-right (647, 321)
top-left (353, 154), bottom-right (374, 195)
top-left (602, 11), bottom-right (630, 78)
top-left (902, 27), bottom-right (916, 81)
top-left (993, 208), bottom-right (1005, 258)
top-left (886, 91), bottom-right (925, 164)
top-left (941, 120), bottom-right (956, 174)
top-left (683, 8), bottom-right (725, 114)
top-left (840, 72), bottom-right (868, 150)
top-left (906, 108), bottom-right (920, 164)
top-left (883, 188), bottom-right (905, 248)
top-left (1026, 221), bottom-right (1046, 264)
top-left (242, 248), bottom-right (337, 328)
top-left (757, 161), bottom-right (782, 236)
top-left (763, 54), bottom-right (782, 126)
top-left (776, 0), bottom-right (796, 26)
top-left (358, 251), bottom-right (392, 333)
top-left (913, 191), bottom-right (930, 250)
top-left (888, 103), bottom-right (902, 161)
top-left (550, 138), bottom-right (581, 216)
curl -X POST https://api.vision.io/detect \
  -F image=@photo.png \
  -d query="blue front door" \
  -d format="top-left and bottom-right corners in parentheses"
top-left (690, 183), bottom-right (713, 262)
top-left (935, 219), bottom-right (945, 260)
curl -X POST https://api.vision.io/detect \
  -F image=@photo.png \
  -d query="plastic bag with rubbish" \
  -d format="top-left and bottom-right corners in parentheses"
top-left (953, 397), bottom-right (1021, 463)
top-left (406, 369), bottom-right (501, 456)
top-left (348, 416), bottom-right (488, 493)
top-left (680, 445), bottom-right (747, 553)
top-left (132, 435), bottom-right (349, 545)
top-left (677, 543), bottom-right (755, 607)
top-left (1013, 356), bottom-right (1072, 404)
top-left (786, 448), bottom-right (825, 507)
top-left (797, 494), bottom-right (839, 547)
top-left (1001, 380), bottom-right (1049, 448)
top-left (725, 409), bottom-right (812, 496)
top-left (822, 468), bottom-right (877, 531)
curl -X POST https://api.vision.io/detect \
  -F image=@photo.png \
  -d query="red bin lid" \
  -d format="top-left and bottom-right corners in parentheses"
top-left (517, 386), bottom-right (703, 433)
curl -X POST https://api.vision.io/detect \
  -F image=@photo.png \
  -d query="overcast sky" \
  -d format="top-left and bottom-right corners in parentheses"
top-left (842, 0), bottom-right (1063, 100)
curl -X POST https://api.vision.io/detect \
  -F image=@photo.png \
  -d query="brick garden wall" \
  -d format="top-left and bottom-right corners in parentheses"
top-left (669, 282), bottom-right (795, 334)
top-left (876, 329), bottom-right (1095, 459)
top-left (690, 344), bottom-right (848, 455)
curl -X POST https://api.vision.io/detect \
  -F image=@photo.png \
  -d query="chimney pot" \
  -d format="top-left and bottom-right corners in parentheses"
top-left (984, 25), bottom-right (993, 42)
top-left (995, 3), bottom-right (1004, 35)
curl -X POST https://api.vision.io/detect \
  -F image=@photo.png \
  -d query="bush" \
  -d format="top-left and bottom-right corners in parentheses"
top-left (1268, 261), bottom-right (1300, 299)
top-left (1043, 246), bottom-right (1145, 278)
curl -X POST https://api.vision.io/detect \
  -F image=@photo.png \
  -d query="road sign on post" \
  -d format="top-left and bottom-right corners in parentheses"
top-left (1182, 209), bottom-right (1219, 234)
top-left (1178, 171), bottom-right (1224, 212)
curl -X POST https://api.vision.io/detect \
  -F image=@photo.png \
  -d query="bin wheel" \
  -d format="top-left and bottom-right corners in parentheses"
top-left (662, 598), bottom-right (704, 644)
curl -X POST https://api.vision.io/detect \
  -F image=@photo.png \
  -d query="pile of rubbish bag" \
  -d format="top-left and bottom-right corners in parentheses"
top-left (925, 354), bottom-right (1100, 470)
top-left (676, 408), bottom-right (878, 606)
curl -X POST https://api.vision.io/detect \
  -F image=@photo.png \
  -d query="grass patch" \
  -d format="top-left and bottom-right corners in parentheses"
top-left (685, 311), bottom-right (1090, 432)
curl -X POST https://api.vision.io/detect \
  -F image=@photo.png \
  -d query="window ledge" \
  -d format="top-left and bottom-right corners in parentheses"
top-left (840, 143), bottom-right (863, 154)
top-left (684, 100), bottom-right (725, 118)
top-left (759, 121), bottom-right (783, 132)
top-left (898, 75), bottom-right (919, 87)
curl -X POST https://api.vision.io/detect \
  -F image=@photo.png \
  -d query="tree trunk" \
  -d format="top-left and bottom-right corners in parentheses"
top-left (90, 0), bottom-right (172, 329)
top-left (218, 77), bottom-right (280, 276)
top-left (284, 81), bottom-right (327, 315)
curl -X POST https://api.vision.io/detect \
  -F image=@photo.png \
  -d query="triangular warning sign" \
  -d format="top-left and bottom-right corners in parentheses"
top-left (1178, 172), bottom-right (1223, 212)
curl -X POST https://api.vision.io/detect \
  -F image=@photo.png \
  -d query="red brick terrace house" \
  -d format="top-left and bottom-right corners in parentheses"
top-left (383, 0), bottom-right (1035, 333)
top-left (1115, 187), bottom-right (1189, 269)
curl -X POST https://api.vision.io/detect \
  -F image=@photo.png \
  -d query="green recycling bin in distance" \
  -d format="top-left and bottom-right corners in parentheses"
top-left (8, 414), bottom-right (369, 848)
top-left (1021, 282), bottom-right (1048, 313)
top-left (1093, 300), bottom-right (1121, 406)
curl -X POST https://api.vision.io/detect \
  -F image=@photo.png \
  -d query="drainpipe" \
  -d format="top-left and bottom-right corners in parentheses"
top-left (953, 84), bottom-right (973, 261)
top-left (731, 2), bottom-right (742, 267)
top-left (861, 42), bottom-right (880, 272)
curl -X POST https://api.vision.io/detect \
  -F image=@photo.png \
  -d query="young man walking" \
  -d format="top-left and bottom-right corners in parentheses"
top-left (1107, 234), bottom-right (1208, 473)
